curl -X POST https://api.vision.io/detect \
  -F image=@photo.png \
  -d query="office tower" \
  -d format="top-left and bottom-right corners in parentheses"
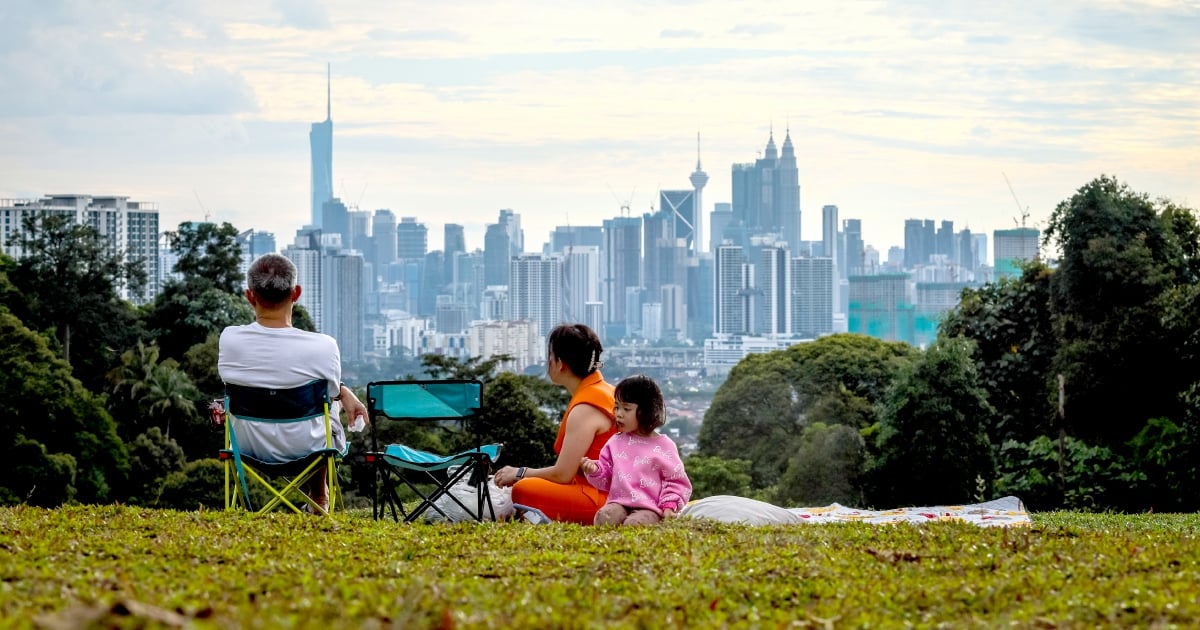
top-left (687, 255), bottom-right (714, 340)
top-left (730, 128), bottom-right (801, 249)
top-left (444, 224), bottom-right (465, 280)
top-left (973, 233), bottom-right (988, 271)
top-left (602, 215), bottom-right (642, 332)
top-left (757, 245), bottom-right (791, 335)
top-left (791, 257), bottom-right (834, 338)
top-left (822, 205), bottom-right (839, 275)
top-left (864, 246), bottom-right (880, 273)
top-left (886, 246), bottom-right (905, 270)
top-left (563, 245), bottom-right (600, 323)
top-left (710, 203), bottom-right (732, 254)
top-left (659, 190), bottom-right (697, 255)
top-left (371, 209), bottom-right (397, 269)
top-left (689, 133), bottom-right (709, 257)
top-left (843, 219), bottom-right (864, 276)
top-left (957, 229), bottom-right (976, 274)
top-left (547, 225), bottom-right (603, 254)
top-left (321, 197), bottom-right (349, 249)
top-left (903, 219), bottom-right (924, 269)
top-left (347, 210), bottom-right (370, 253)
top-left (451, 250), bottom-right (484, 321)
top-left (509, 254), bottom-right (562, 337)
top-left (643, 210), bottom-right (684, 296)
top-left (421, 250), bottom-right (443, 317)
top-left (659, 284), bottom-right (686, 341)
top-left (993, 228), bottom-right (1040, 279)
top-left (498, 208), bottom-right (523, 255)
top-left (936, 220), bottom-right (955, 259)
top-left (322, 251), bottom-right (364, 362)
top-left (310, 64), bottom-right (333, 228)
top-left (396, 217), bottom-right (427, 260)
top-left (484, 223), bottom-right (511, 286)
top-left (714, 244), bottom-right (749, 334)
top-left (1, 195), bottom-right (160, 302)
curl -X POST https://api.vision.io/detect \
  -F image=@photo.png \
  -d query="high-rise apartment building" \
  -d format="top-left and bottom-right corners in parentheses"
top-left (563, 245), bottom-right (600, 324)
top-left (791, 257), bottom-right (834, 337)
top-left (282, 228), bottom-right (323, 331)
top-left (310, 65), bottom-right (333, 228)
top-left (510, 254), bottom-right (563, 338)
top-left (848, 273), bottom-right (913, 344)
top-left (757, 245), bottom-right (790, 335)
top-left (843, 219), bottom-right (865, 277)
top-left (1, 195), bottom-right (160, 302)
top-left (347, 210), bottom-right (370, 254)
top-left (993, 228), bottom-right (1040, 279)
top-left (322, 251), bottom-right (364, 362)
top-left (714, 244), bottom-right (750, 335)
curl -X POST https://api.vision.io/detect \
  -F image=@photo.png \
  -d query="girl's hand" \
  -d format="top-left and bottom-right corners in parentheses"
top-left (580, 457), bottom-right (598, 475)
top-left (663, 507), bottom-right (677, 519)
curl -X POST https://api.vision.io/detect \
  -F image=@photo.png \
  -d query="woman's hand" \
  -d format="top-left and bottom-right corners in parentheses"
top-left (580, 457), bottom-right (598, 475)
top-left (493, 465), bottom-right (520, 487)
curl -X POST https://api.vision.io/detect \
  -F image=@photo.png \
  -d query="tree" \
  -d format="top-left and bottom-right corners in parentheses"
top-left (697, 369), bottom-right (799, 488)
top-left (158, 459), bottom-right (225, 510)
top-left (868, 337), bottom-right (996, 507)
top-left (1044, 175), bottom-right (1200, 446)
top-left (939, 261), bottom-right (1057, 446)
top-left (134, 360), bottom-right (202, 442)
top-left (142, 279), bottom-right (252, 360)
top-left (684, 455), bottom-right (753, 500)
top-left (6, 214), bottom-right (144, 389)
top-left (0, 311), bottom-right (128, 504)
top-left (456, 372), bottom-right (557, 468)
top-left (775, 422), bottom-right (865, 507)
top-left (125, 427), bottom-right (187, 506)
top-left (164, 221), bottom-right (243, 294)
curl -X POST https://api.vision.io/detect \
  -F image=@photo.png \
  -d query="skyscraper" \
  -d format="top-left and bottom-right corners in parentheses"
top-left (714, 243), bottom-right (749, 335)
top-left (396, 217), bottom-right (427, 260)
top-left (822, 205), bottom-right (839, 276)
top-left (659, 190), bottom-right (696, 254)
top-left (444, 224), bottom-right (465, 281)
top-left (371, 209), bottom-right (397, 269)
top-left (322, 251), bottom-right (364, 362)
top-left (602, 215), bottom-right (642, 334)
top-left (710, 203), bottom-right (732, 254)
top-left (791, 257), bottom-right (834, 337)
top-left (843, 219), bottom-right (864, 276)
top-left (993, 228), bottom-right (1040, 279)
top-left (757, 245), bottom-right (790, 335)
top-left (309, 64), bottom-right (333, 228)
top-left (483, 223), bottom-right (511, 286)
top-left (510, 253), bottom-right (563, 338)
top-left (730, 128), bottom-right (801, 249)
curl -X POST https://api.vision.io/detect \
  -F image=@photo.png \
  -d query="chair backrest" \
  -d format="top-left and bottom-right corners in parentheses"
top-left (224, 380), bottom-right (336, 464)
top-left (366, 379), bottom-right (483, 451)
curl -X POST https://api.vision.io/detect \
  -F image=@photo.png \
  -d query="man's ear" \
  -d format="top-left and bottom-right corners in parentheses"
top-left (292, 285), bottom-right (303, 302)
top-left (244, 289), bottom-right (256, 305)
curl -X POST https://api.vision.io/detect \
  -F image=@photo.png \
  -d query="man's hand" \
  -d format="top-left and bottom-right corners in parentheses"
top-left (339, 385), bottom-right (368, 427)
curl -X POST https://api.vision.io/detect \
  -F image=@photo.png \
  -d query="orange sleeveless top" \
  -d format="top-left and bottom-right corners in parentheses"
top-left (553, 370), bottom-right (617, 462)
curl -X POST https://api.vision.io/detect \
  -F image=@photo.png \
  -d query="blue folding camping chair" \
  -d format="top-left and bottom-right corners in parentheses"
top-left (365, 379), bottom-right (501, 522)
top-left (218, 380), bottom-right (348, 516)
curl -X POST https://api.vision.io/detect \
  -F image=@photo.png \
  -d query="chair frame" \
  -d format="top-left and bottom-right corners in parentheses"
top-left (217, 380), bottom-right (344, 516)
top-left (365, 379), bottom-right (500, 523)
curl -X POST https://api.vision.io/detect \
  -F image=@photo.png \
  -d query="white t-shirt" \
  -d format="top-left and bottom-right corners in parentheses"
top-left (218, 322), bottom-right (346, 463)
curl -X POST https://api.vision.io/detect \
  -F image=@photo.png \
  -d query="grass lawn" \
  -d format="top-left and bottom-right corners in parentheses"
top-left (2, 506), bottom-right (1199, 628)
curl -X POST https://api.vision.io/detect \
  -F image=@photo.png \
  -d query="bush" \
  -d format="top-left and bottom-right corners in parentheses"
top-left (158, 459), bottom-right (225, 510)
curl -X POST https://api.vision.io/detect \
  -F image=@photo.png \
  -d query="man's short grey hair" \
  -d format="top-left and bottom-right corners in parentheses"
top-left (246, 254), bottom-right (297, 305)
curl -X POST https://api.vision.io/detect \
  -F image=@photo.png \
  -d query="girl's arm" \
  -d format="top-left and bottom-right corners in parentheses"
top-left (658, 440), bottom-right (692, 516)
top-left (584, 442), bottom-right (615, 491)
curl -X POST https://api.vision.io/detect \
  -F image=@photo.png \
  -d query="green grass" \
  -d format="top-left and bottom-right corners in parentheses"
top-left (3, 506), bottom-right (1200, 628)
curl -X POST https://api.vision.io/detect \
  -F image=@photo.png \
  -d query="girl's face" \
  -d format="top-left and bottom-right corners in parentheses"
top-left (613, 399), bottom-right (639, 434)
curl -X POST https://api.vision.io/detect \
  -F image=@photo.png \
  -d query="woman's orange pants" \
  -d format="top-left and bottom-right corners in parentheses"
top-left (511, 475), bottom-right (606, 525)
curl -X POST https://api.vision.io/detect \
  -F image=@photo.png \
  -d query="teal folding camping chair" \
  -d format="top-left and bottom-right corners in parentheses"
top-left (218, 380), bottom-right (348, 516)
top-left (365, 379), bottom-right (501, 522)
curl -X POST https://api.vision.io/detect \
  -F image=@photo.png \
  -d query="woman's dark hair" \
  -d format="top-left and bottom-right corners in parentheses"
top-left (547, 323), bottom-right (604, 377)
top-left (614, 375), bottom-right (665, 435)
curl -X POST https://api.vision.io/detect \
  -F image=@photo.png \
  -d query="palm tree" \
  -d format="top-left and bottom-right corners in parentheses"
top-left (106, 340), bottom-right (162, 439)
top-left (134, 361), bottom-right (201, 439)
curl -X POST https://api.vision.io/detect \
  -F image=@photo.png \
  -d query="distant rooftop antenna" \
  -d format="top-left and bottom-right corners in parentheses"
top-left (326, 62), bottom-right (331, 121)
top-left (1003, 172), bottom-right (1030, 228)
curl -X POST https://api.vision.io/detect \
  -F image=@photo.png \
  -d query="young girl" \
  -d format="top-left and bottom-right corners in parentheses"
top-left (580, 375), bottom-right (692, 526)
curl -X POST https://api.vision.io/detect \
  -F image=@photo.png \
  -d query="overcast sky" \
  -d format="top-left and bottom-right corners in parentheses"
top-left (2, 0), bottom-right (1197, 255)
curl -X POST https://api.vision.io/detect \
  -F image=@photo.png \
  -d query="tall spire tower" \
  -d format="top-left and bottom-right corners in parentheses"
top-left (309, 63), bottom-right (334, 228)
top-left (689, 132), bottom-right (709, 256)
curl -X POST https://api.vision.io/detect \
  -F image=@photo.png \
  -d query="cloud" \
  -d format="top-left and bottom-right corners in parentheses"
top-left (368, 28), bottom-right (463, 42)
top-left (727, 23), bottom-right (784, 36)
top-left (273, 0), bottom-right (329, 30)
top-left (660, 28), bottom-right (702, 39)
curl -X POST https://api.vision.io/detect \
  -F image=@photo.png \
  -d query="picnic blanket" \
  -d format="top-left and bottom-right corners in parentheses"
top-left (680, 495), bottom-right (1030, 527)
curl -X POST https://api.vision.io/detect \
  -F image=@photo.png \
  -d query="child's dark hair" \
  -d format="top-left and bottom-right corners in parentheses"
top-left (547, 323), bottom-right (604, 377)
top-left (614, 375), bottom-right (665, 435)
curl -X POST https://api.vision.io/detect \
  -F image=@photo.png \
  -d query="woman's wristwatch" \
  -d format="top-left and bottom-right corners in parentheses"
top-left (516, 467), bottom-right (527, 480)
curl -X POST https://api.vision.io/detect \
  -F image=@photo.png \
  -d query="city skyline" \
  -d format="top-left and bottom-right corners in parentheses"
top-left (2, 1), bottom-right (1197, 255)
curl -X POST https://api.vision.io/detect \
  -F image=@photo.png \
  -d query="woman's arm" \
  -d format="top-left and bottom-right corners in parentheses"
top-left (525, 403), bottom-right (611, 484)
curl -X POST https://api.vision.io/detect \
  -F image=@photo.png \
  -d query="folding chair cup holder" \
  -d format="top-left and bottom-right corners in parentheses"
top-left (366, 379), bottom-right (502, 523)
top-left (219, 380), bottom-right (348, 516)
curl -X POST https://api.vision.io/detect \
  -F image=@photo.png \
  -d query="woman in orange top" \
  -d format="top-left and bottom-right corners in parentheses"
top-left (493, 323), bottom-right (617, 524)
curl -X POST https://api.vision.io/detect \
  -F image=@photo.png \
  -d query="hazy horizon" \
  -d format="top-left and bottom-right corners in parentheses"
top-left (2, 1), bottom-right (1197, 256)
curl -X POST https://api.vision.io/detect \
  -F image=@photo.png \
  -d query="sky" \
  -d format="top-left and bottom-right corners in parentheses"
top-left (2, 0), bottom-right (1198, 257)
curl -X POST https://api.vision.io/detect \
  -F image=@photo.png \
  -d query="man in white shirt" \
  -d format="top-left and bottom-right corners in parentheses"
top-left (218, 253), bottom-right (368, 511)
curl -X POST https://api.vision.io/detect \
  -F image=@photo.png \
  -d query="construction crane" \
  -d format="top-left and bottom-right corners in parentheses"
top-left (607, 185), bottom-right (636, 217)
top-left (1003, 172), bottom-right (1030, 228)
